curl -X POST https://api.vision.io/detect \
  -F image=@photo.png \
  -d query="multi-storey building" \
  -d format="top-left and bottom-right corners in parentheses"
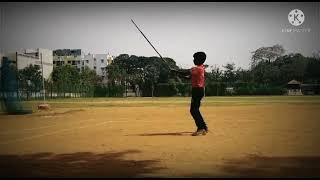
top-left (53, 49), bottom-right (114, 78)
top-left (53, 49), bottom-right (84, 71)
top-left (82, 53), bottom-right (114, 78)
top-left (1, 48), bottom-right (53, 79)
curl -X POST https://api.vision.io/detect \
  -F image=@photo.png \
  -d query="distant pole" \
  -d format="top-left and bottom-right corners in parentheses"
top-left (40, 53), bottom-right (45, 102)
top-left (217, 82), bottom-right (219, 96)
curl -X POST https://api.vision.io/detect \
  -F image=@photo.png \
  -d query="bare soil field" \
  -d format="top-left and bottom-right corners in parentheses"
top-left (0, 96), bottom-right (320, 177)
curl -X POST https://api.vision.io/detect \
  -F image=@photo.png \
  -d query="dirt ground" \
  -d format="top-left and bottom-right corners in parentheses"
top-left (0, 98), bottom-right (320, 177)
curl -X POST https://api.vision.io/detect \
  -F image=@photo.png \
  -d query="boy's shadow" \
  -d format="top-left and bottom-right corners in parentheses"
top-left (131, 131), bottom-right (194, 136)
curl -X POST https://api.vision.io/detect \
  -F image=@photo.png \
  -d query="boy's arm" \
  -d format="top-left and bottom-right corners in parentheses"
top-left (170, 68), bottom-right (191, 79)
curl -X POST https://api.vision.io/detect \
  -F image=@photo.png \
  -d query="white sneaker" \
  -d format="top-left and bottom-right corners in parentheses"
top-left (191, 129), bottom-right (207, 136)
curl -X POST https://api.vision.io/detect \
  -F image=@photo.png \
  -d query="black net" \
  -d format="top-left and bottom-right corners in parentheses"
top-left (0, 57), bottom-right (32, 115)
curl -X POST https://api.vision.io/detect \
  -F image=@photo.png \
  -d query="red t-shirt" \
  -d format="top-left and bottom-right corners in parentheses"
top-left (191, 64), bottom-right (205, 88)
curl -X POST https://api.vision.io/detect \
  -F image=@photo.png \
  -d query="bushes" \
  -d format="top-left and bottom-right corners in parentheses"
top-left (93, 84), bottom-right (125, 97)
top-left (155, 84), bottom-right (177, 97)
top-left (106, 84), bottom-right (125, 97)
top-left (140, 81), bottom-right (152, 97)
top-left (252, 85), bottom-right (285, 95)
top-left (155, 79), bottom-right (179, 97)
top-left (176, 83), bottom-right (191, 97)
top-left (51, 83), bottom-right (286, 97)
top-left (93, 85), bottom-right (107, 97)
top-left (233, 84), bottom-right (286, 95)
top-left (235, 86), bottom-right (253, 95)
top-left (204, 82), bottom-right (227, 96)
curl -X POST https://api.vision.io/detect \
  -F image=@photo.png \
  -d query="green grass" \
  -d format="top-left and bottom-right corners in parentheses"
top-left (16, 96), bottom-right (320, 110)
top-left (1, 96), bottom-right (320, 113)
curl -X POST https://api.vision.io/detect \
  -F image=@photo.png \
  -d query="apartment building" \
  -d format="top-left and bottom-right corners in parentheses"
top-left (53, 49), bottom-right (84, 71)
top-left (1, 48), bottom-right (53, 79)
top-left (82, 53), bottom-right (114, 77)
top-left (53, 49), bottom-right (114, 78)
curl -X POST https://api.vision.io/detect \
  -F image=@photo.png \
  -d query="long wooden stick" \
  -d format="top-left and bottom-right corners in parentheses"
top-left (131, 19), bottom-right (172, 69)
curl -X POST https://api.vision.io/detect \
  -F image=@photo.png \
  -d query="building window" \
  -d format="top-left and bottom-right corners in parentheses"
top-left (68, 61), bottom-right (71, 64)
top-left (101, 59), bottom-right (104, 63)
top-left (94, 66), bottom-right (96, 70)
top-left (86, 60), bottom-right (89, 63)
top-left (94, 58), bottom-right (96, 61)
top-left (53, 61), bottom-right (56, 64)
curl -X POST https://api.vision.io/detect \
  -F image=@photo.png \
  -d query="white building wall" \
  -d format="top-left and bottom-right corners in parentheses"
top-left (38, 48), bottom-right (53, 80)
top-left (83, 54), bottom-right (94, 70)
top-left (93, 54), bottom-right (108, 77)
top-left (57, 52), bottom-right (114, 79)
top-left (81, 53), bottom-right (113, 77)
top-left (106, 53), bottom-right (114, 65)
top-left (15, 48), bottom-right (53, 79)
top-left (16, 53), bottom-right (39, 70)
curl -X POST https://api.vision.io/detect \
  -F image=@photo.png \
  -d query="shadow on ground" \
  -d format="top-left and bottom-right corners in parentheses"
top-left (0, 109), bottom-right (85, 117)
top-left (216, 154), bottom-right (320, 178)
top-left (132, 131), bottom-right (194, 136)
top-left (33, 109), bottom-right (85, 117)
top-left (0, 150), bottom-right (164, 178)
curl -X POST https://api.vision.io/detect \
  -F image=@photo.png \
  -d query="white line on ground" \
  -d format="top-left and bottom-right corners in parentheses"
top-left (0, 118), bottom-right (154, 135)
top-left (0, 118), bottom-right (97, 134)
top-left (0, 121), bottom-right (110, 145)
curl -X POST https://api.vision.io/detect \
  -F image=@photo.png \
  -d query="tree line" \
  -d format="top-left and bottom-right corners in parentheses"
top-left (105, 45), bottom-right (320, 96)
top-left (207, 45), bottom-right (320, 95)
top-left (3, 44), bottom-right (319, 99)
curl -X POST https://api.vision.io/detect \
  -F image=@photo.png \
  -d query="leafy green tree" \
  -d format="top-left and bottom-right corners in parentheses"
top-left (251, 44), bottom-right (285, 67)
top-left (80, 66), bottom-right (100, 96)
top-left (145, 65), bottom-right (160, 97)
top-left (110, 54), bottom-right (179, 96)
top-left (304, 56), bottom-right (320, 83)
top-left (235, 68), bottom-right (252, 83)
top-left (17, 64), bottom-right (42, 100)
top-left (105, 64), bottom-right (127, 97)
top-left (274, 53), bottom-right (308, 84)
top-left (222, 63), bottom-right (236, 84)
top-left (207, 65), bottom-right (223, 82)
top-left (51, 65), bottom-right (81, 97)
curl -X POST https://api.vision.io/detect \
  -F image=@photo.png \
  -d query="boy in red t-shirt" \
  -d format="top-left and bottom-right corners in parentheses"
top-left (172, 52), bottom-right (208, 136)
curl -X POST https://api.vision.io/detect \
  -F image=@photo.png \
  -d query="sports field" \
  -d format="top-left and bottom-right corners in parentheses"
top-left (0, 96), bottom-right (320, 177)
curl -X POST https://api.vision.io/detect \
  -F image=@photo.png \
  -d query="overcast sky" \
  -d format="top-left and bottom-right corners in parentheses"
top-left (0, 2), bottom-right (319, 69)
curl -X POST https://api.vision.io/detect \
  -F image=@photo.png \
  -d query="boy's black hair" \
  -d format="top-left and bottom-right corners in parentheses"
top-left (193, 52), bottom-right (206, 65)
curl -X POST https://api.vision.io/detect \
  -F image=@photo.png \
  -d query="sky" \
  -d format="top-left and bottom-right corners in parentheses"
top-left (0, 2), bottom-right (319, 70)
